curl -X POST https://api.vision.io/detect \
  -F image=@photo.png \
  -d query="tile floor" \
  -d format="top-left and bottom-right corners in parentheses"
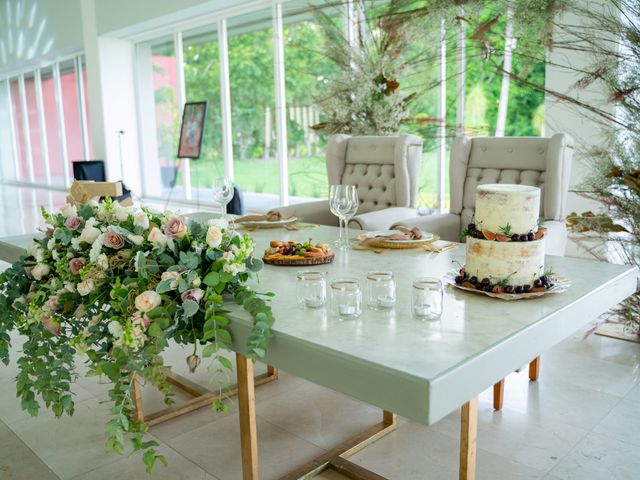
top-left (0, 185), bottom-right (639, 480)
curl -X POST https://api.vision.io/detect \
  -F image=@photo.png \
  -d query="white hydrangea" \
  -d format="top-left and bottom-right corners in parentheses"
top-left (89, 234), bottom-right (104, 264)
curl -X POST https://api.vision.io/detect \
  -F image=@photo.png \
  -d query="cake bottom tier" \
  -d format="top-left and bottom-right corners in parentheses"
top-left (465, 237), bottom-right (545, 286)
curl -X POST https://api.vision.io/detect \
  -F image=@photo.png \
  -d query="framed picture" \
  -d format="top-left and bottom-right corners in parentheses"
top-left (177, 101), bottom-right (208, 159)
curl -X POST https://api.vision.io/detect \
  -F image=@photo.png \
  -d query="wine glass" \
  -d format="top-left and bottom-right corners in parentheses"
top-left (212, 177), bottom-right (234, 223)
top-left (329, 185), bottom-right (359, 249)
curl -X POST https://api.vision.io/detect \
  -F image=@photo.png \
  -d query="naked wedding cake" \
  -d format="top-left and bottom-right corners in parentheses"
top-left (456, 184), bottom-right (551, 294)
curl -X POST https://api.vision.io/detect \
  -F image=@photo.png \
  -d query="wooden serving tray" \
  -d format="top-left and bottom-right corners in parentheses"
top-left (263, 253), bottom-right (335, 266)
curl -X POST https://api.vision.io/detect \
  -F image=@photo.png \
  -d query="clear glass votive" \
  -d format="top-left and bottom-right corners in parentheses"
top-left (412, 277), bottom-right (443, 320)
top-left (296, 271), bottom-right (327, 309)
top-left (366, 271), bottom-right (396, 310)
top-left (330, 278), bottom-right (362, 319)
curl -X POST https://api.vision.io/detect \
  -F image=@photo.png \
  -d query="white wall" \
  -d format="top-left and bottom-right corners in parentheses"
top-left (544, 1), bottom-right (615, 216)
top-left (81, 0), bottom-right (142, 194)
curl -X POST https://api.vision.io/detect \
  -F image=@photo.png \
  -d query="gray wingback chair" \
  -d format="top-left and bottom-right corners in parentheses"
top-left (275, 134), bottom-right (423, 229)
top-left (395, 134), bottom-right (573, 256)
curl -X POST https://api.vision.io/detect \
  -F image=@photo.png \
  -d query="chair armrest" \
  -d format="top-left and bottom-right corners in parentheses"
top-left (272, 200), bottom-right (339, 227)
top-left (348, 207), bottom-right (418, 231)
top-left (544, 220), bottom-right (567, 256)
top-left (391, 213), bottom-right (461, 242)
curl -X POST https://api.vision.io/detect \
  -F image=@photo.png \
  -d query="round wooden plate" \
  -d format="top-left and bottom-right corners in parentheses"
top-left (443, 271), bottom-right (571, 301)
top-left (263, 253), bottom-right (335, 266)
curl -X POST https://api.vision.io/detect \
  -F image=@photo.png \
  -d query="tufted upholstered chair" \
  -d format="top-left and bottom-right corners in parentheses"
top-left (394, 134), bottom-right (573, 256)
top-left (275, 134), bottom-right (423, 229)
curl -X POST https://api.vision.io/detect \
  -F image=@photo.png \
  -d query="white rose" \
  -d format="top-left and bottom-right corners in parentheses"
top-left (223, 262), bottom-right (246, 275)
top-left (222, 251), bottom-right (235, 261)
top-left (161, 271), bottom-right (180, 289)
top-left (60, 203), bottom-right (77, 218)
top-left (31, 263), bottom-right (50, 280)
top-left (79, 226), bottom-right (101, 244)
top-left (191, 277), bottom-right (201, 288)
top-left (77, 279), bottom-right (95, 296)
top-left (114, 206), bottom-right (131, 222)
top-left (147, 227), bottom-right (167, 246)
top-left (127, 234), bottom-right (144, 246)
top-left (108, 320), bottom-right (123, 338)
top-left (135, 290), bottom-right (162, 313)
top-left (206, 226), bottom-right (222, 248)
top-left (97, 253), bottom-right (109, 270)
top-left (133, 211), bottom-right (150, 230)
top-left (27, 244), bottom-right (39, 257)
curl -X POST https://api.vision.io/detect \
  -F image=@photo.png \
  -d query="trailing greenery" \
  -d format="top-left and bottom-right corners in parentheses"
top-left (0, 199), bottom-right (274, 471)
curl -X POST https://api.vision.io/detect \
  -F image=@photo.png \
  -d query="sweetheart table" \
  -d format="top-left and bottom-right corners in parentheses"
top-left (0, 225), bottom-right (637, 479)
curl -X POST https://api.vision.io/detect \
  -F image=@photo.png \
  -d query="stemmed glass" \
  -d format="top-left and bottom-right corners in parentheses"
top-left (329, 185), bottom-right (359, 249)
top-left (212, 177), bottom-right (234, 223)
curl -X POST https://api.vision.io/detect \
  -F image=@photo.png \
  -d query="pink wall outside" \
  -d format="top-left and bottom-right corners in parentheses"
top-left (11, 71), bottom-right (93, 184)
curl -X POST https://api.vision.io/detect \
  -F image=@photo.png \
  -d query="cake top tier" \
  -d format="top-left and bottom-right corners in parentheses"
top-left (475, 184), bottom-right (541, 234)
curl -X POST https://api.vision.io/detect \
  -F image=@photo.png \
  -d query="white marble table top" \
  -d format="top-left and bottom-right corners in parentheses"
top-left (1, 224), bottom-right (636, 424)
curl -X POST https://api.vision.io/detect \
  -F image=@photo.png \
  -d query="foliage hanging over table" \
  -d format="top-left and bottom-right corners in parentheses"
top-left (0, 199), bottom-right (275, 471)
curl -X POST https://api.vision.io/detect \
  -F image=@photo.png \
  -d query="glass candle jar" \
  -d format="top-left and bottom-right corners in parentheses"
top-left (412, 277), bottom-right (443, 320)
top-left (330, 278), bottom-right (362, 319)
top-left (366, 271), bottom-right (396, 310)
top-left (296, 270), bottom-right (327, 309)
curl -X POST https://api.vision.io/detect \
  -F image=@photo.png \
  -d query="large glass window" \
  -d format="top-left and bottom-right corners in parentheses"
top-left (59, 59), bottom-right (86, 163)
top-left (41, 66), bottom-right (66, 187)
top-left (227, 9), bottom-right (278, 211)
top-left (283, 2), bottom-right (341, 203)
top-left (149, 37), bottom-right (181, 197)
top-left (183, 26), bottom-right (224, 194)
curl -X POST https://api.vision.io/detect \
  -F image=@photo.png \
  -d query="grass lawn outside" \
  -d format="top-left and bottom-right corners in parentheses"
top-left (180, 150), bottom-right (450, 209)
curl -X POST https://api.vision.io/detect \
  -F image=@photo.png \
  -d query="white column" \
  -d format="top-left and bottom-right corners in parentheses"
top-left (75, 55), bottom-right (91, 159)
top-left (495, 6), bottom-right (514, 137)
top-left (4, 79), bottom-right (21, 181)
top-left (52, 63), bottom-right (71, 187)
top-left (343, 1), bottom-right (357, 49)
top-left (34, 68), bottom-right (51, 185)
top-left (218, 19), bottom-right (234, 181)
top-left (456, 10), bottom-right (466, 135)
top-left (17, 73), bottom-right (34, 182)
top-left (437, 19), bottom-right (446, 211)
top-left (273, 2), bottom-right (289, 206)
top-left (174, 31), bottom-right (191, 199)
top-left (134, 42), bottom-right (163, 197)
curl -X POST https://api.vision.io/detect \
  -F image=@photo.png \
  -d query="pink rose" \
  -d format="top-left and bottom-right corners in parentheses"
top-left (104, 231), bottom-right (125, 249)
top-left (134, 291), bottom-right (162, 312)
top-left (69, 257), bottom-right (86, 275)
top-left (64, 216), bottom-right (85, 231)
top-left (181, 288), bottom-right (204, 304)
top-left (164, 216), bottom-right (187, 239)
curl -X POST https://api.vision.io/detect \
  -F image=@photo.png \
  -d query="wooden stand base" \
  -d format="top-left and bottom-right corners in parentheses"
top-left (493, 356), bottom-right (540, 411)
top-left (595, 322), bottom-right (640, 344)
top-left (235, 353), bottom-right (479, 480)
top-left (133, 364), bottom-right (278, 427)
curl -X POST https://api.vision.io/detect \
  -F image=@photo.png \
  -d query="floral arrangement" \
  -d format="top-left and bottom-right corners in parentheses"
top-left (0, 199), bottom-right (274, 471)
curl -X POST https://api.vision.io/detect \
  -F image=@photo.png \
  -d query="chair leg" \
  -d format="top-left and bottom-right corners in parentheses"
top-left (493, 378), bottom-right (505, 411)
top-left (529, 356), bottom-right (540, 381)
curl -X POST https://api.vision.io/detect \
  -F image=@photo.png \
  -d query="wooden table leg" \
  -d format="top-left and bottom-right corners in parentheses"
top-left (236, 353), bottom-right (259, 480)
top-left (493, 379), bottom-right (505, 411)
top-left (131, 374), bottom-right (145, 422)
top-left (529, 356), bottom-right (540, 381)
top-left (459, 397), bottom-right (478, 480)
